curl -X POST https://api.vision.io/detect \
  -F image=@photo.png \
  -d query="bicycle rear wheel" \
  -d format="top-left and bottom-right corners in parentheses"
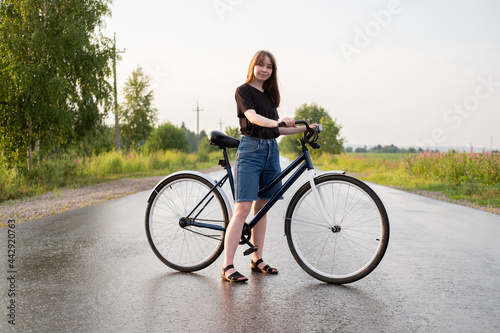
top-left (145, 173), bottom-right (229, 272)
top-left (285, 174), bottom-right (389, 284)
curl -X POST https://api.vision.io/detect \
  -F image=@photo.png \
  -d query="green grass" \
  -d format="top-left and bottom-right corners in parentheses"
top-left (2, 148), bottom-right (499, 211)
top-left (311, 151), bottom-right (500, 210)
top-left (0, 150), bottom-right (222, 202)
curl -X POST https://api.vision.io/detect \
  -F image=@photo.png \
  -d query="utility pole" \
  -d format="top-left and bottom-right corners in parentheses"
top-left (113, 33), bottom-right (125, 151)
top-left (193, 101), bottom-right (204, 151)
top-left (218, 118), bottom-right (224, 131)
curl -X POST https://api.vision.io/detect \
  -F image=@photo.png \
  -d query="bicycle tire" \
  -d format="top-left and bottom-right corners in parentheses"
top-left (145, 173), bottom-right (229, 272)
top-left (285, 174), bottom-right (389, 284)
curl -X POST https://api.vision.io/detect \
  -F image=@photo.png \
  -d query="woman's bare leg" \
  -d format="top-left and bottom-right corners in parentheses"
top-left (251, 199), bottom-right (271, 269)
top-left (223, 201), bottom-right (252, 279)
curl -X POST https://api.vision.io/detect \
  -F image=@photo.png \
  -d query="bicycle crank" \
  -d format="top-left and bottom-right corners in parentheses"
top-left (240, 223), bottom-right (258, 256)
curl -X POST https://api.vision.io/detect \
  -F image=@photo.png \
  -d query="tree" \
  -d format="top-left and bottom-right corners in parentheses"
top-left (224, 125), bottom-right (241, 140)
top-left (198, 137), bottom-right (220, 154)
top-left (119, 66), bottom-right (158, 149)
top-left (197, 129), bottom-right (220, 154)
top-left (181, 122), bottom-right (198, 153)
top-left (144, 122), bottom-right (189, 152)
top-left (279, 103), bottom-right (344, 156)
top-left (315, 115), bottom-right (344, 156)
top-left (0, 0), bottom-right (113, 169)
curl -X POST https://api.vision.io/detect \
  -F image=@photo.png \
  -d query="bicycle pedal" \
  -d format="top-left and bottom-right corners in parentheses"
top-left (243, 246), bottom-right (258, 256)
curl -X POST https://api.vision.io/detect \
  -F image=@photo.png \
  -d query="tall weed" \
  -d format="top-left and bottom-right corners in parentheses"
top-left (407, 149), bottom-right (500, 185)
top-left (314, 150), bottom-right (500, 208)
top-left (0, 160), bottom-right (23, 201)
top-left (0, 149), bottom-right (222, 202)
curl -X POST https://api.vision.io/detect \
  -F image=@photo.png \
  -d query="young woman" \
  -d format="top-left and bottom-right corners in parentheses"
top-left (221, 50), bottom-right (316, 282)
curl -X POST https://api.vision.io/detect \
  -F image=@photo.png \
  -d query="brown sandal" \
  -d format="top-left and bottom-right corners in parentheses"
top-left (251, 259), bottom-right (278, 274)
top-left (221, 265), bottom-right (248, 282)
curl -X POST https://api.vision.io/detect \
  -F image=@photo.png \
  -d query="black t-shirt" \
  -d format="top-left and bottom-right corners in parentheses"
top-left (235, 83), bottom-right (280, 139)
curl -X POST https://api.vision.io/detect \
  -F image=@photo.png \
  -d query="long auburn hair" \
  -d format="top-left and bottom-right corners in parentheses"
top-left (245, 50), bottom-right (280, 108)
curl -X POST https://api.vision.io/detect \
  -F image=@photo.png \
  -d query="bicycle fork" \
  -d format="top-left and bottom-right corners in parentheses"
top-left (240, 169), bottom-right (340, 257)
top-left (308, 169), bottom-right (339, 228)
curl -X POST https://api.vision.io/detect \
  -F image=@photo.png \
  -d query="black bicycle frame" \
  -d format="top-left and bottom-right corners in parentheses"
top-left (184, 143), bottom-right (315, 232)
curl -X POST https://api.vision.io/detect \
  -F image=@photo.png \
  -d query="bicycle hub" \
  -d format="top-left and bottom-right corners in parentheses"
top-left (331, 225), bottom-right (342, 233)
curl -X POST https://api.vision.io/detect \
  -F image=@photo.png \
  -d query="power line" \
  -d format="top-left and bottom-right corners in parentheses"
top-left (218, 118), bottom-right (224, 131)
top-left (193, 101), bottom-right (204, 151)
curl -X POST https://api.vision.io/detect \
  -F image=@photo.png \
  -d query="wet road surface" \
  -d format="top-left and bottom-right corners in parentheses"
top-left (1, 166), bottom-right (500, 332)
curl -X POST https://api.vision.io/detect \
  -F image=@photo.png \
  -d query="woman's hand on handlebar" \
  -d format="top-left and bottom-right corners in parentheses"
top-left (277, 117), bottom-right (296, 128)
top-left (278, 119), bottom-right (320, 135)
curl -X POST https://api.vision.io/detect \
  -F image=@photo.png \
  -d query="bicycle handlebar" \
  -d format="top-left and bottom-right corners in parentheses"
top-left (278, 120), bottom-right (322, 149)
top-left (277, 120), bottom-right (310, 128)
top-left (278, 120), bottom-right (322, 132)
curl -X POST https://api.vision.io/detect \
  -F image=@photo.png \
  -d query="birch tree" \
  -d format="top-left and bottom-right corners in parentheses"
top-left (0, 0), bottom-right (113, 169)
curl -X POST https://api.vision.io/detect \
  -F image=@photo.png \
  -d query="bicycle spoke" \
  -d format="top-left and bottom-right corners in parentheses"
top-left (146, 174), bottom-right (228, 272)
top-left (286, 174), bottom-right (389, 284)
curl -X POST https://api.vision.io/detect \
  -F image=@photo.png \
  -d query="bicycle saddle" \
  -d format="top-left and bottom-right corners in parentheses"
top-left (208, 131), bottom-right (240, 149)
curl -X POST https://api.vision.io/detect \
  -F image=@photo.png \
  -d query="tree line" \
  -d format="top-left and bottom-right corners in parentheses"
top-left (0, 0), bottom-right (345, 177)
top-left (115, 66), bottom-right (221, 155)
top-left (345, 145), bottom-right (435, 154)
top-left (117, 70), bottom-right (344, 156)
top-left (0, 1), bottom-right (207, 169)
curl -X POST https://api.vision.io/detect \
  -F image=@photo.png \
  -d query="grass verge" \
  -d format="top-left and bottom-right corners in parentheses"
top-left (2, 149), bottom-right (499, 212)
top-left (0, 150), bottom-right (224, 203)
top-left (311, 151), bottom-right (500, 210)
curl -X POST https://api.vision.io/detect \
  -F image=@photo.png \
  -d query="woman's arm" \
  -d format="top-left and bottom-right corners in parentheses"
top-left (244, 109), bottom-right (317, 135)
top-left (280, 122), bottom-right (318, 135)
top-left (278, 126), bottom-right (307, 135)
top-left (244, 109), bottom-right (298, 128)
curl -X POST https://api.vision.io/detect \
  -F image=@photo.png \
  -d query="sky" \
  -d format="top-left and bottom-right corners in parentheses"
top-left (104, 0), bottom-right (500, 150)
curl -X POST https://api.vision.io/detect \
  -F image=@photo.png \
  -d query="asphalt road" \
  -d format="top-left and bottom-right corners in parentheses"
top-left (1, 166), bottom-right (500, 332)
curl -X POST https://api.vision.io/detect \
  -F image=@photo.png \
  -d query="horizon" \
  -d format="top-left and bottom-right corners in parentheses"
top-left (343, 143), bottom-right (500, 153)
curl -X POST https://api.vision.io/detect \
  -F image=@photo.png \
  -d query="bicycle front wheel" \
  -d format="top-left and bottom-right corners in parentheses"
top-left (145, 173), bottom-right (229, 272)
top-left (285, 174), bottom-right (389, 284)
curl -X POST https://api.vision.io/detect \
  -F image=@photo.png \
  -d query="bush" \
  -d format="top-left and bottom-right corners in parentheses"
top-left (0, 159), bottom-right (22, 201)
top-left (144, 122), bottom-right (190, 153)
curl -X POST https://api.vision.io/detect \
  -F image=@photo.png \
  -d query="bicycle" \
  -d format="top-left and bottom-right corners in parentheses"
top-left (145, 121), bottom-right (390, 284)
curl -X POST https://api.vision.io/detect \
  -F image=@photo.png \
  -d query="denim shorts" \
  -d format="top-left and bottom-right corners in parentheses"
top-left (234, 136), bottom-right (282, 202)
